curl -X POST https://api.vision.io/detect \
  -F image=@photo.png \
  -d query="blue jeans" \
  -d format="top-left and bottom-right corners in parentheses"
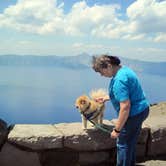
top-left (116, 107), bottom-right (149, 166)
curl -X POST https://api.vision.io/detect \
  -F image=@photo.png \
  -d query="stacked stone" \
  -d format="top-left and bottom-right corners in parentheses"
top-left (0, 121), bottom-right (116, 166)
top-left (144, 102), bottom-right (166, 157)
top-left (0, 102), bottom-right (165, 166)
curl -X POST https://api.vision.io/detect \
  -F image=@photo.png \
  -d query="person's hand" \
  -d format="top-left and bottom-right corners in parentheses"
top-left (110, 130), bottom-right (120, 139)
top-left (95, 97), bottom-right (105, 103)
top-left (95, 96), bottom-right (110, 103)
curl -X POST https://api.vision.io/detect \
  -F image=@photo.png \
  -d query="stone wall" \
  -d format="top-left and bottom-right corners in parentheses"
top-left (0, 102), bottom-right (166, 166)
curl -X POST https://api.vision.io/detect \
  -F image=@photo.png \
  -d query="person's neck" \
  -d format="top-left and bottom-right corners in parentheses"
top-left (112, 65), bottom-right (121, 76)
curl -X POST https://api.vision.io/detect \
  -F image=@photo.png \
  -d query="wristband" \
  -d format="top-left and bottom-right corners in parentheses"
top-left (113, 128), bottom-right (121, 133)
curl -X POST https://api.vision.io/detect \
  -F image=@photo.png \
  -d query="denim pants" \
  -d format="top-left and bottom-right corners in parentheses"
top-left (116, 107), bottom-right (149, 166)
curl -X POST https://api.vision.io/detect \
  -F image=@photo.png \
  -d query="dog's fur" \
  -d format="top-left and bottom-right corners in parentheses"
top-left (75, 89), bottom-right (108, 129)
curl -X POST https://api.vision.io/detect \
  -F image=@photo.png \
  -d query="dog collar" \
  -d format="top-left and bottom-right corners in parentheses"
top-left (83, 112), bottom-right (96, 120)
top-left (82, 108), bottom-right (100, 120)
top-left (84, 103), bottom-right (91, 113)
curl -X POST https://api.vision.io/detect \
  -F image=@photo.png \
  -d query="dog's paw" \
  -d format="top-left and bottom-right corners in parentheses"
top-left (82, 126), bottom-right (87, 130)
top-left (82, 128), bottom-right (88, 132)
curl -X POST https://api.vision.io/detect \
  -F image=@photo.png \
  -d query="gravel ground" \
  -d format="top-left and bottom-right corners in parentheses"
top-left (136, 160), bottom-right (166, 166)
top-left (136, 156), bottom-right (166, 166)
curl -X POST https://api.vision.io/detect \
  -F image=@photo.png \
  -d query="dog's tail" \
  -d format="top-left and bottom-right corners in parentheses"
top-left (89, 89), bottom-right (108, 100)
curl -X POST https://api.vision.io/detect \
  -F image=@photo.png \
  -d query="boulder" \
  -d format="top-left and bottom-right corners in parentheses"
top-left (54, 120), bottom-right (116, 151)
top-left (79, 151), bottom-right (110, 165)
top-left (0, 119), bottom-right (8, 150)
top-left (8, 124), bottom-right (63, 150)
top-left (144, 102), bottom-right (166, 156)
top-left (39, 149), bottom-right (79, 166)
top-left (0, 143), bottom-right (41, 166)
top-left (136, 125), bottom-right (150, 158)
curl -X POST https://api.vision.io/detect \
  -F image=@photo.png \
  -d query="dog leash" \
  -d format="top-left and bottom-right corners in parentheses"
top-left (81, 112), bottom-right (111, 134)
top-left (88, 119), bottom-right (111, 134)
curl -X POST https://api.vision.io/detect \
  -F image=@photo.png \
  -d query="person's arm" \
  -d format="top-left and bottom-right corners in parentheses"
top-left (111, 100), bottom-right (130, 138)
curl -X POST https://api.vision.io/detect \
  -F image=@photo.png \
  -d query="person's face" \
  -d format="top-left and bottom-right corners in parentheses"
top-left (99, 66), bottom-right (113, 77)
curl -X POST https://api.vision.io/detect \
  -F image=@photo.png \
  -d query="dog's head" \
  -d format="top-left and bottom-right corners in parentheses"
top-left (75, 95), bottom-right (90, 113)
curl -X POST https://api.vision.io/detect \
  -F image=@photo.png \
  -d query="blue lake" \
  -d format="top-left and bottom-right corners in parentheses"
top-left (0, 66), bottom-right (165, 125)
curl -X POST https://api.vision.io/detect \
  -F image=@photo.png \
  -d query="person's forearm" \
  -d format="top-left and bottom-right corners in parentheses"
top-left (115, 109), bottom-right (129, 131)
top-left (115, 100), bottom-right (130, 131)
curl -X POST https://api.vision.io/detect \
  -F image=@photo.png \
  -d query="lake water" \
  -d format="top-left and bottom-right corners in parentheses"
top-left (0, 66), bottom-right (165, 125)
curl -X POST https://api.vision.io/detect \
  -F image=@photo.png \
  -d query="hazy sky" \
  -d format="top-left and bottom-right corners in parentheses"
top-left (0, 0), bottom-right (166, 61)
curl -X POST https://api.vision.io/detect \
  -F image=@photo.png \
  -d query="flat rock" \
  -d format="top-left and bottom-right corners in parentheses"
top-left (144, 102), bottom-right (166, 156)
top-left (39, 149), bottom-right (79, 166)
top-left (144, 102), bottom-right (166, 129)
top-left (54, 120), bottom-right (116, 151)
top-left (8, 124), bottom-right (63, 150)
top-left (79, 151), bottom-right (110, 165)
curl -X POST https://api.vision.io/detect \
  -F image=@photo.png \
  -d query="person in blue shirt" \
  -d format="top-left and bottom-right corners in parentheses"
top-left (92, 55), bottom-right (149, 166)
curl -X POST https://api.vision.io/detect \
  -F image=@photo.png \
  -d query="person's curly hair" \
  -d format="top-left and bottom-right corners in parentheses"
top-left (92, 55), bottom-right (121, 72)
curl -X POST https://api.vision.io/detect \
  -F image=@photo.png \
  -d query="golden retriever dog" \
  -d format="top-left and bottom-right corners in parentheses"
top-left (75, 89), bottom-right (108, 130)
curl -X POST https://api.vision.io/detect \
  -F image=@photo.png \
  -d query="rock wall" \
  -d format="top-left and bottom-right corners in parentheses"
top-left (0, 102), bottom-right (166, 166)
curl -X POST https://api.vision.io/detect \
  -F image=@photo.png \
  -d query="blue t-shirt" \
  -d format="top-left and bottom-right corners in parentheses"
top-left (109, 66), bottom-right (149, 117)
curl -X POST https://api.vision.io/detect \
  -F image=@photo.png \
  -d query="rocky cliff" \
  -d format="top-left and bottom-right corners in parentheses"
top-left (0, 102), bottom-right (166, 166)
